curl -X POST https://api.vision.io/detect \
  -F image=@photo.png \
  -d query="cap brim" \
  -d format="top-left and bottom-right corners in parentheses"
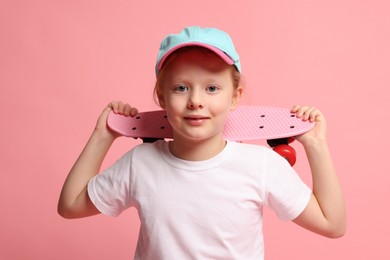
top-left (157, 42), bottom-right (234, 71)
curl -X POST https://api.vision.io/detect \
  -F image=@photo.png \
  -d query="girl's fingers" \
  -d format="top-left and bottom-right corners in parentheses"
top-left (123, 103), bottom-right (132, 116)
top-left (109, 101), bottom-right (138, 117)
top-left (291, 105), bottom-right (301, 113)
top-left (291, 105), bottom-right (320, 122)
top-left (109, 101), bottom-right (120, 114)
top-left (301, 107), bottom-right (316, 121)
top-left (122, 104), bottom-right (139, 117)
top-left (130, 107), bottom-right (139, 117)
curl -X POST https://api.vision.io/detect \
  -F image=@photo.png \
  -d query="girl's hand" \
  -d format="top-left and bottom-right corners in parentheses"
top-left (291, 105), bottom-right (327, 146)
top-left (58, 101), bottom-right (138, 219)
top-left (94, 101), bottom-right (138, 139)
top-left (291, 105), bottom-right (346, 237)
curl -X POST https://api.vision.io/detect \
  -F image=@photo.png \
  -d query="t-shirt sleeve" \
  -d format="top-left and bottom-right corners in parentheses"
top-left (87, 150), bottom-right (133, 217)
top-left (264, 151), bottom-right (312, 221)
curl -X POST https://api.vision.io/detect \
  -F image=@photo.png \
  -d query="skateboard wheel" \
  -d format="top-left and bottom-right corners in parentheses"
top-left (267, 137), bottom-right (295, 147)
top-left (273, 144), bottom-right (296, 166)
top-left (288, 137), bottom-right (295, 144)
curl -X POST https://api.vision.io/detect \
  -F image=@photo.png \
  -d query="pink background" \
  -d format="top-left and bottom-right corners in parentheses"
top-left (1, 0), bottom-right (389, 259)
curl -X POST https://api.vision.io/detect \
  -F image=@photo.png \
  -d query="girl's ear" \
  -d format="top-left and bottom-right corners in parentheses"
top-left (157, 93), bottom-right (165, 109)
top-left (154, 84), bottom-right (166, 109)
top-left (158, 94), bottom-right (165, 109)
top-left (230, 86), bottom-right (243, 110)
top-left (159, 99), bottom-right (165, 109)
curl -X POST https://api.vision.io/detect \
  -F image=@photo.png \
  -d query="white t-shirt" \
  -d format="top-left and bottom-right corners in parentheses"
top-left (88, 140), bottom-right (311, 260)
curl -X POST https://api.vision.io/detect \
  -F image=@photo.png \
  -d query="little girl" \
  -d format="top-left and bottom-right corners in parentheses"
top-left (58, 26), bottom-right (346, 259)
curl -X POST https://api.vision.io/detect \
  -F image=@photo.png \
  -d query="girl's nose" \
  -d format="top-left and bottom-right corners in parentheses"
top-left (187, 90), bottom-right (204, 109)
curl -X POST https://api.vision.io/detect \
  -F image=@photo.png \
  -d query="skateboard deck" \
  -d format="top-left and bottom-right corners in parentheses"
top-left (107, 105), bottom-right (314, 141)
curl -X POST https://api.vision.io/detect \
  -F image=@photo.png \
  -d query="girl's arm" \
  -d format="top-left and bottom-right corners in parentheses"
top-left (57, 102), bottom-right (137, 219)
top-left (291, 105), bottom-right (346, 238)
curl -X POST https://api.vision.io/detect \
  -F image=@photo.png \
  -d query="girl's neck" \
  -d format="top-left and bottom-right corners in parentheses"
top-left (168, 136), bottom-right (227, 161)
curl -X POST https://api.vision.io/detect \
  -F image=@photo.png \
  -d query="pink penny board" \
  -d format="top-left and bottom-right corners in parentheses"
top-left (107, 105), bottom-right (314, 141)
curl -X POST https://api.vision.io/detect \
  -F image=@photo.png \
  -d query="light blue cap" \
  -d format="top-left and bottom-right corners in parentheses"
top-left (155, 26), bottom-right (241, 75)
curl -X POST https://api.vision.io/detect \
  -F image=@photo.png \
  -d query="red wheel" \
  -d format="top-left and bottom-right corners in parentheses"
top-left (273, 144), bottom-right (296, 166)
top-left (287, 137), bottom-right (295, 144)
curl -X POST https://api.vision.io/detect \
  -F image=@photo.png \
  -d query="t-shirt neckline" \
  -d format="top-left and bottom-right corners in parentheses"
top-left (158, 140), bottom-right (236, 172)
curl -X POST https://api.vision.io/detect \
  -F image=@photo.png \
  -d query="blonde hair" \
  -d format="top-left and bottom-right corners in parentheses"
top-left (153, 46), bottom-right (241, 107)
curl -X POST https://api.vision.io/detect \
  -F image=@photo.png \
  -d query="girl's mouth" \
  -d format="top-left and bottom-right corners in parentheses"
top-left (183, 116), bottom-right (209, 125)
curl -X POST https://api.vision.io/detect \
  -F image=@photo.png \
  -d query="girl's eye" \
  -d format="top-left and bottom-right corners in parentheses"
top-left (206, 85), bottom-right (218, 93)
top-left (174, 85), bottom-right (188, 93)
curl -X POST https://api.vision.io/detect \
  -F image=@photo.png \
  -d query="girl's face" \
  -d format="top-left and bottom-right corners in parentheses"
top-left (158, 48), bottom-right (242, 143)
